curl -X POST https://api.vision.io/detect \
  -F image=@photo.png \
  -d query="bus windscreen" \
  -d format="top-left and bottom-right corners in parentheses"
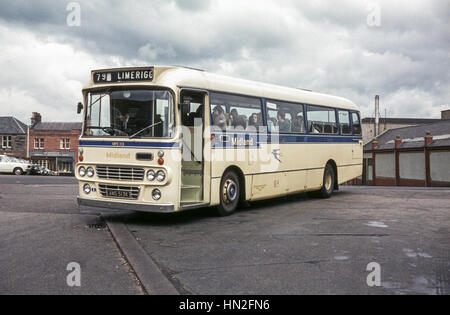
top-left (84, 89), bottom-right (174, 138)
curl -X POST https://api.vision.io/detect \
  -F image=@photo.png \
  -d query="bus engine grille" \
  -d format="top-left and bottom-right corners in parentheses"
top-left (99, 184), bottom-right (140, 200)
top-left (96, 166), bottom-right (145, 181)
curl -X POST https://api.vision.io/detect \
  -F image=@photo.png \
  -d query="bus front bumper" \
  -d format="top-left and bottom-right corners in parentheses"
top-left (77, 197), bottom-right (175, 213)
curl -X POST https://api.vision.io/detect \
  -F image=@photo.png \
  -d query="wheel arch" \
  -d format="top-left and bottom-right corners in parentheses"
top-left (326, 159), bottom-right (339, 190)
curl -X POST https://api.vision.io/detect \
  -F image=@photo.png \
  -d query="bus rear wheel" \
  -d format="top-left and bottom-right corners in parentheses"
top-left (319, 164), bottom-right (335, 198)
top-left (217, 170), bottom-right (240, 216)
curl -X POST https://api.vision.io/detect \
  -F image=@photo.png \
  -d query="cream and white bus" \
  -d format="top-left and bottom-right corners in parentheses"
top-left (76, 66), bottom-right (363, 216)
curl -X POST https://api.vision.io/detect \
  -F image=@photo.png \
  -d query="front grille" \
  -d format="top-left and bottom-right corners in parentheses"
top-left (96, 166), bottom-right (145, 181)
top-left (99, 184), bottom-right (140, 200)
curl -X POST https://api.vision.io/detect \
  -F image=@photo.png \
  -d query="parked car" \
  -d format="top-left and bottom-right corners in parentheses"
top-left (0, 155), bottom-right (32, 175)
top-left (39, 166), bottom-right (52, 176)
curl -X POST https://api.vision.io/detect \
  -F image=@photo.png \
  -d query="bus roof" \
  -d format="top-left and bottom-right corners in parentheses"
top-left (86, 66), bottom-right (359, 111)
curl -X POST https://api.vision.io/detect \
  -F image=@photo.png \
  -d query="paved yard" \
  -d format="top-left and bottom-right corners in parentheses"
top-left (0, 174), bottom-right (449, 295)
top-left (0, 176), bottom-right (143, 295)
top-left (117, 186), bottom-right (450, 295)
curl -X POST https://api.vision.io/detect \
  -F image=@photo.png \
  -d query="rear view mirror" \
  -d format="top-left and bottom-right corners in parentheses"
top-left (77, 102), bottom-right (83, 114)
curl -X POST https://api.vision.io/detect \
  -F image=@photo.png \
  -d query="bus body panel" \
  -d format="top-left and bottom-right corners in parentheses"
top-left (209, 140), bottom-right (362, 203)
top-left (76, 143), bottom-right (182, 211)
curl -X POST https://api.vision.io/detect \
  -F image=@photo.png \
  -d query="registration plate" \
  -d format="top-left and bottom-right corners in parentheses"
top-left (106, 190), bottom-right (131, 199)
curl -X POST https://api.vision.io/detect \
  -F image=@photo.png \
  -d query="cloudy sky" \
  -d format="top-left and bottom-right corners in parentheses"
top-left (0, 0), bottom-right (448, 124)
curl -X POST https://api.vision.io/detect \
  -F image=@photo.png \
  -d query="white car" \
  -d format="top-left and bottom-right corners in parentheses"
top-left (0, 155), bottom-right (31, 175)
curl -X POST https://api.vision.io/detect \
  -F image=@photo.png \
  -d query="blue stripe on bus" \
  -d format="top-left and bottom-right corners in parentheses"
top-left (79, 134), bottom-right (361, 150)
top-left (211, 133), bottom-right (361, 148)
top-left (79, 140), bottom-right (180, 149)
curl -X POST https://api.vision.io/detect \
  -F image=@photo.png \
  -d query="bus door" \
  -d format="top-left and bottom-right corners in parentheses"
top-left (180, 90), bottom-right (209, 206)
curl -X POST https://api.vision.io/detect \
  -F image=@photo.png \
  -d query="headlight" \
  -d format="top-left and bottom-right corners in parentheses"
top-left (83, 184), bottom-right (91, 194)
top-left (156, 170), bottom-right (166, 182)
top-left (152, 189), bottom-right (161, 200)
top-left (87, 167), bottom-right (95, 177)
top-left (79, 166), bottom-right (86, 177)
top-left (147, 170), bottom-right (156, 181)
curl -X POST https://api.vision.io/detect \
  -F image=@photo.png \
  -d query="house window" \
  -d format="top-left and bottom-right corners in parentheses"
top-left (34, 138), bottom-right (44, 149)
top-left (60, 139), bottom-right (70, 149)
top-left (2, 136), bottom-right (12, 149)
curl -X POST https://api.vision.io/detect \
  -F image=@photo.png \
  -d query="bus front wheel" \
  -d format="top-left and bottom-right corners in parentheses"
top-left (319, 164), bottom-right (335, 198)
top-left (217, 170), bottom-right (240, 216)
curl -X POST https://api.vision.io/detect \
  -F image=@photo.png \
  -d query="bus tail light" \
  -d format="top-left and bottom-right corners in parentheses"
top-left (158, 158), bottom-right (164, 165)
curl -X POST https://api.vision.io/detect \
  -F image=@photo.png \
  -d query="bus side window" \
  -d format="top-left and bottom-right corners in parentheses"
top-left (339, 110), bottom-right (352, 135)
top-left (210, 92), bottom-right (263, 132)
top-left (266, 101), bottom-right (305, 134)
top-left (306, 105), bottom-right (337, 134)
top-left (352, 112), bottom-right (362, 135)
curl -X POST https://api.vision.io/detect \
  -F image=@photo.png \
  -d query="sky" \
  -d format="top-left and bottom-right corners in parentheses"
top-left (0, 0), bottom-right (448, 124)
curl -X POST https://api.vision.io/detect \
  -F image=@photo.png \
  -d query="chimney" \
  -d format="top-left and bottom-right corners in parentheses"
top-left (425, 131), bottom-right (433, 146)
top-left (372, 138), bottom-right (379, 149)
top-left (395, 135), bottom-right (402, 148)
top-left (374, 95), bottom-right (380, 137)
top-left (31, 112), bottom-right (42, 127)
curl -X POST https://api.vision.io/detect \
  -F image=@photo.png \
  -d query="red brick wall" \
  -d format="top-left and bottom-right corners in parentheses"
top-left (29, 129), bottom-right (80, 154)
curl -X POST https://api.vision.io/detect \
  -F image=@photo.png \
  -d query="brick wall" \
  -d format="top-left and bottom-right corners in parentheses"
top-left (28, 128), bottom-right (81, 172)
top-left (29, 129), bottom-right (80, 153)
top-left (1, 134), bottom-right (27, 159)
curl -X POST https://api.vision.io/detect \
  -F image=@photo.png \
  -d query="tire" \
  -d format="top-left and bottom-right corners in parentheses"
top-left (216, 170), bottom-right (240, 216)
top-left (319, 164), bottom-right (335, 198)
top-left (13, 168), bottom-right (24, 176)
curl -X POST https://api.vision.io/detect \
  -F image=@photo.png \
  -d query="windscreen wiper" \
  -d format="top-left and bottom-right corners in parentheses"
top-left (89, 89), bottom-right (111, 108)
top-left (129, 121), bottom-right (163, 139)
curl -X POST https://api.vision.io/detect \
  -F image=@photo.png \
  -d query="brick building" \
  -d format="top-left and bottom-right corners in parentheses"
top-left (28, 112), bottom-right (82, 174)
top-left (0, 116), bottom-right (28, 159)
top-left (360, 120), bottom-right (450, 187)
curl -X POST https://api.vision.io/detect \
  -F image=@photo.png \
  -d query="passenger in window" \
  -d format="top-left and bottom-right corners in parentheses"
top-left (212, 106), bottom-right (227, 131)
top-left (277, 110), bottom-right (291, 132)
top-left (248, 113), bottom-right (261, 129)
top-left (229, 108), bottom-right (246, 130)
top-left (292, 114), bottom-right (305, 133)
top-left (118, 111), bottom-right (130, 132)
top-left (267, 118), bottom-right (276, 132)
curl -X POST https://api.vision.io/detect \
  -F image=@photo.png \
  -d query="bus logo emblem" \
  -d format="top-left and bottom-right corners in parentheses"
top-left (272, 149), bottom-right (282, 163)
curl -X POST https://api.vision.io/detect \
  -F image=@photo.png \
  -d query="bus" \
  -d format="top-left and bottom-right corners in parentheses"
top-left (76, 66), bottom-right (363, 216)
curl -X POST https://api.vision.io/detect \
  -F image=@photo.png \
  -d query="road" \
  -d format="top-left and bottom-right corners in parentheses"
top-left (0, 175), bottom-right (142, 294)
top-left (0, 174), bottom-right (449, 294)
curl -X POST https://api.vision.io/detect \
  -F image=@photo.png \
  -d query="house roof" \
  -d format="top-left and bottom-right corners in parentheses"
top-left (362, 117), bottom-right (442, 125)
top-left (0, 117), bottom-right (27, 135)
top-left (32, 122), bottom-right (82, 131)
top-left (364, 120), bottom-right (450, 150)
